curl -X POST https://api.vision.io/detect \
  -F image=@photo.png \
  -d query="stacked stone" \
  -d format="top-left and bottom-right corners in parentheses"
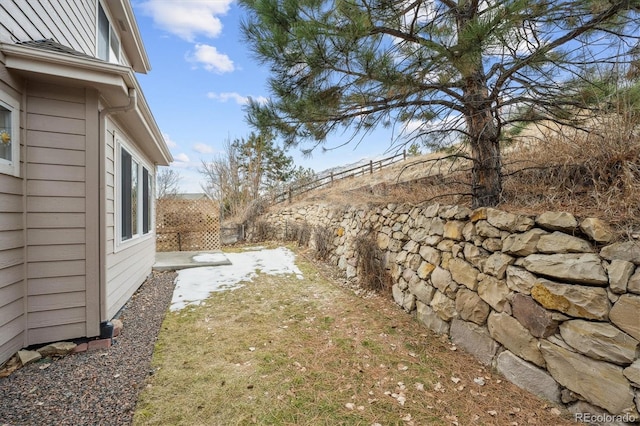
top-left (255, 203), bottom-right (640, 422)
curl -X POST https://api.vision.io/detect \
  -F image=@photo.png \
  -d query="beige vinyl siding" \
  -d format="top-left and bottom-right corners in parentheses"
top-left (0, 93), bottom-right (25, 364)
top-left (0, 71), bottom-right (25, 362)
top-left (24, 82), bottom-right (91, 345)
top-left (0, 0), bottom-right (95, 55)
top-left (104, 121), bottom-right (155, 320)
top-left (0, 224), bottom-right (24, 364)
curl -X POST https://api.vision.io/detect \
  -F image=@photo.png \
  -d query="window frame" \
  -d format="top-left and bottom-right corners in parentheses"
top-left (0, 90), bottom-right (20, 177)
top-left (117, 138), bottom-right (154, 248)
top-left (97, 1), bottom-right (121, 64)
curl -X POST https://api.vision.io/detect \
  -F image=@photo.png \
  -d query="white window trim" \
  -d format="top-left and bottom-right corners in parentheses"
top-left (97, 1), bottom-right (121, 64)
top-left (0, 91), bottom-right (20, 177)
top-left (115, 134), bottom-right (155, 251)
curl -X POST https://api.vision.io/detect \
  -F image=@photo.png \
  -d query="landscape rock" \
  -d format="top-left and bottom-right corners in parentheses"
top-left (440, 205), bottom-right (471, 220)
top-left (511, 293), bottom-right (559, 338)
top-left (448, 258), bottom-right (480, 290)
top-left (419, 245), bottom-right (441, 266)
top-left (505, 266), bottom-right (537, 295)
top-left (392, 284), bottom-right (407, 307)
top-left (475, 220), bottom-right (501, 238)
top-left (112, 319), bottom-right (124, 337)
top-left (628, 269), bottom-right (640, 295)
top-left (535, 211), bottom-right (578, 232)
top-left (601, 241), bottom-right (640, 264)
top-left (486, 208), bottom-right (535, 232)
top-left (463, 244), bottom-right (488, 270)
top-left (623, 359), bottom-right (640, 386)
top-left (531, 279), bottom-right (610, 320)
top-left (580, 217), bottom-right (615, 244)
top-left (482, 252), bottom-right (514, 279)
top-left (487, 312), bottom-right (545, 367)
top-left (502, 229), bottom-right (547, 256)
top-left (536, 231), bottom-right (593, 254)
top-left (377, 232), bottom-right (390, 250)
top-left (522, 253), bottom-right (608, 285)
top-left (455, 289), bottom-right (490, 325)
top-left (470, 207), bottom-right (487, 222)
top-left (462, 222), bottom-right (478, 242)
top-left (417, 261), bottom-right (436, 280)
top-left (450, 319), bottom-right (499, 365)
top-left (477, 275), bottom-right (510, 312)
top-left (608, 260), bottom-right (635, 294)
top-left (559, 319), bottom-right (639, 365)
top-left (408, 279), bottom-right (436, 305)
top-left (496, 350), bottom-right (561, 404)
top-left (430, 266), bottom-right (458, 297)
top-left (416, 301), bottom-right (450, 335)
top-left (540, 340), bottom-right (636, 415)
top-left (429, 291), bottom-right (458, 321)
top-left (609, 294), bottom-right (640, 340)
top-left (443, 220), bottom-right (465, 241)
top-left (37, 342), bottom-right (77, 357)
top-left (17, 350), bottom-right (41, 366)
top-left (481, 238), bottom-right (502, 252)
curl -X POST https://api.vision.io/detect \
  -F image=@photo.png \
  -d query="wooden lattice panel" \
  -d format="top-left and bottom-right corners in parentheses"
top-left (156, 198), bottom-right (221, 251)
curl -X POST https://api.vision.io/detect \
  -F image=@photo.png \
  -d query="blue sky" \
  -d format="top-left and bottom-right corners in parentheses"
top-left (132, 0), bottom-right (400, 193)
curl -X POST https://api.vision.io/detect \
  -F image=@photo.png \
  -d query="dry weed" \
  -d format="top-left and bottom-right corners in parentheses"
top-left (354, 232), bottom-right (392, 294)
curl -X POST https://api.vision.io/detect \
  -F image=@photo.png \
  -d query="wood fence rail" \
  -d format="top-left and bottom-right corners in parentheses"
top-left (273, 150), bottom-right (406, 204)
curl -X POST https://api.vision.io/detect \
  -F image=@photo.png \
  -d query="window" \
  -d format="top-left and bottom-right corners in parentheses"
top-left (98, 3), bottom-right (120, 64)
top-left (120, 145), bottom-right (153, 242)
top-left (0, 91), bottom-right (20, 177)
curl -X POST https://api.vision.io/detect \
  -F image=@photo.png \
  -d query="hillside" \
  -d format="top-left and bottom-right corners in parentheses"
top-left (276, 118), bottom-right (640, 237)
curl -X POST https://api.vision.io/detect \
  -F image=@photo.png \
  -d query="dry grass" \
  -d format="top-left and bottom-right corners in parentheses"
top-left (501, 115), bottom-right (640, 234)
top-left (283, 116), bottom-right (640, 237)
top-left (134, 247), bottom-right (575, 426)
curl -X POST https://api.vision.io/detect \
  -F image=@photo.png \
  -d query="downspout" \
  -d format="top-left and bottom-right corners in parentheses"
top-left (97, 88), bottom-right (137, 336)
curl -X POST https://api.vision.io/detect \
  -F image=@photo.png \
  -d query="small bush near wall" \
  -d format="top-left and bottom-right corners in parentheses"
top-left (252, 221), bottom-right (275, 241)
top-left (313, 225), bottom-right (332, 260)
top-left (355, 233), bottom-right (391, 293)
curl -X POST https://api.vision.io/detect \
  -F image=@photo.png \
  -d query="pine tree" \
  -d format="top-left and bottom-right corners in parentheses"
top-left (240, 0), bottom-right (640, 207)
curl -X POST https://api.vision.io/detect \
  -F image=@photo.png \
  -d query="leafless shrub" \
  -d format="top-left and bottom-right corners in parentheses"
top-left (354, 233), bottom-right (392, 294)
top-left (253, 221), bottom-right (275, 242)
top-left (313, 226), bottom-right (332, 260)
top-left (296, 222), bottom-right (312, 247)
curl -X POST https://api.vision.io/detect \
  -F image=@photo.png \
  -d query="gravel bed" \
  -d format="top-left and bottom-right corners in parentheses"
top-left (0, 271), bottom-right (176, 426)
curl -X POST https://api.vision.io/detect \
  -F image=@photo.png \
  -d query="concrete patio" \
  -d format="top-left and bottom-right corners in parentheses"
top-left (153, 251), bottom-right (231, 271)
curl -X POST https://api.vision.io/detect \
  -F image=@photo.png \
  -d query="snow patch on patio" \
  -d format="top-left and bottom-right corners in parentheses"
top-left (171, 247), bottom-right (303, 311)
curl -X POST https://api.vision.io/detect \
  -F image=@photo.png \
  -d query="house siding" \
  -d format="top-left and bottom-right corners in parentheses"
top-left (104, 120), bottom-right (155, 320)
top-left (0, 0), bottom-right (95, 55)
top-left (0, 0), bottom-right (167, 366)
top-left (24, 81), bottom-right (94, 345)
top-left (0, 72), bottom-right (25, 364)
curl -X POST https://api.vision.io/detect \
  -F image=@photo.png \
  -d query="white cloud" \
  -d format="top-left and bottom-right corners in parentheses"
top-left (207, 92), bottom-right (269, 105)
top-left (193, 143), bottom-right (215, 154)
top-left (174, 153), bottom-right (190, 163)
top-left (187, 44), bottom-right (234, 73)
top-left (138, 0), bottom-right (233, 42)
top-left (162, 132), bottom-right (178, 148)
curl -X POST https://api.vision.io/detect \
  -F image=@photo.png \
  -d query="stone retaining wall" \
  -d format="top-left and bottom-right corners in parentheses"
top-left (252, 203), bottom-right (640, 422)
